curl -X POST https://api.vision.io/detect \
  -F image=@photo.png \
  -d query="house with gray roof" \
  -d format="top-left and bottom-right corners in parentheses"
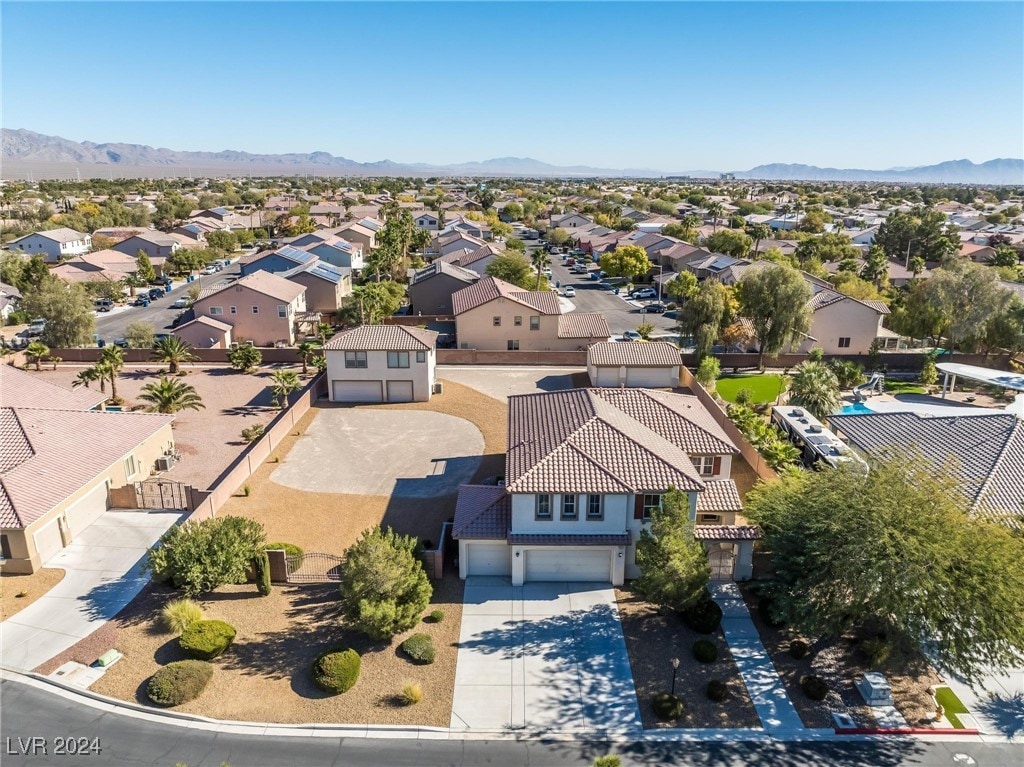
top-left (409, 260), bottom-right (479, 315)
top-left (453, 388), bottom-right (757, 585)
top-left (7, 228), bottom-right (92, 263)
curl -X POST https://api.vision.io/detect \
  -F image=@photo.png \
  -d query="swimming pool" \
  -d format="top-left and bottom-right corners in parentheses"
top-left (837, 402), bottom-right (874, 415)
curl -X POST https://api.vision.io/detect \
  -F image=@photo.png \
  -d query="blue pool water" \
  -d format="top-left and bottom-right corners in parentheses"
top-left (837, 402), bottom-right (874, 415)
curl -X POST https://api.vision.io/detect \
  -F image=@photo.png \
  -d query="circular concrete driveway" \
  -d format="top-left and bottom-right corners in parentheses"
top-left (271, 409), bottom-right (484, 498)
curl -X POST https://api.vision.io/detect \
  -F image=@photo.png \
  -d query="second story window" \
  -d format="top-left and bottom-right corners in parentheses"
top-left (536, 494), bottom-right (551, 520)
top-left (530, 316), bottom-right (540, 331)
top-left (692, 456), bottom-right (716, 476)
top-left (514, 316), bottom-right (522, 326)
top-left (416, 351), bottom-right (426, 363)
top-left (252, 305), bottom-right (260, 314)
top-left (641, 493), bottom-right (663, 521)
top-left (493, 316), bottom-right (501, 327)
top-left (277, 304), bottom-right (287, 318)
top-left (561, 494), bottom-right (577, 519)
top-left (388, 351), bottom-right (410, 368)
top-left (210, 306), bottom-right (223, 315)
top-left (344, 351), bottom-right (367, 369)
top-left (587, 494), bottom-right (603, 519)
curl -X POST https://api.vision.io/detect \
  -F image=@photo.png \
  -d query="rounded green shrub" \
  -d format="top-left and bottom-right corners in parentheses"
top-left (680, 597), bottom-right (722, 634)
top-left (146, 660), bottom-right (213, 707)
top-left (706, 680), bottom-right (730, 702)
top-left (312, 648), bottom-right (361, 694)
top-left (428, 609), bottom-right (445, 624)
top-left (401, 633), bottom-right (436, 664)
top-left (759, 596), bottom-right (786, 628)
top-left (693, 639), bottom-right (719, 664)
top-left (800, 674), bottom-right (829, 701)
top-left (652, 692), bottom-right (684, 721)
top-left (266, 542), bottom-right (303, 563)
top-left (789, 639), bottom-right (809, 660)
top-left (179, 619), bottom-right (237, 660)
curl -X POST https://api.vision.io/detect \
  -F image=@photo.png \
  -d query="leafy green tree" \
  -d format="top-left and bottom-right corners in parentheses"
top-left (204, 230), bottom-right (238, 252)
top-left (919, 352), bottom-right (938, 386)
top-left (635, 488), bottom-right (710, 611)
top-left (704, 229), bottom-right (753, 259)
top-left (26, 341), bottom-right (49, 371)
top-left (988, 245), bottom-right (1021, 269)
top-left (787, 360), bottom-right (840, 419)
top-left (679, 280), bottom-right (729, 362)
top-left (269, 369), bottom-right (301, 409)
top-left (695, 356), bottom-right (721, 391)
top-left (135, 252), bottom-right (157, 283)
top-left (664, 271), bottom-right (697, 302)
top-left (859, 245), bottom-right (890, 289)
top-left (228, 344), bottom-right (262, 373)
top-left (343, 281), bottom-right (406, 325)
top-left (152, 336), bottom-right (199, 373)
top-left (144, 516), bottom-right (268, 597)
top-left (72, 366), bottom-right (101, 389)
top-left (735, 264), bottom-right (812, 368)
top-left (705, 201), bottom-right (724, 232)
top-left (548, 228), bottom-right (571, 247)
top-left (875, 207), bottom-right (958, 264)
top-left (474, 188), bottom-right (497, 211)
top-left (485, 252), bottom-right (535, 290)
top-left (20, 276), bottom-right (95, 347)
top-left (749, 223), bottom-right (772, 257)
top-left (794, 233), bottom-right (859, 265)
top-left (138, 376), bottom-right (205, 414)
top-left (505, 237), bottom-right (525, 251)
top-left (745, 455), bottom-right (1024, 682)
top-left (125, 321), bottom-right (155, 349)
top-left (829, 360), bottom-right (865, 389)
top-left (636, 321), bottom-right (655, 340)
top-left (920, 259), bottom-right (1014, 352)
top-left (662, 222), bottom-right (700, 243)
top-left (503, 202), bottom-right (524, 221)
top-left (600, 245), bottom-right (652, 280)
top-left (338, 526), bottom-right (433, 639)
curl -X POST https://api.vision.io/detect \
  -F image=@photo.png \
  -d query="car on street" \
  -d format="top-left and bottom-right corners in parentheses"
top-left (201, 265), bottom-right (217, 275)
top-left (663, 310), bottom-right (678, 320)
top-left (147, 288), bottom-right (164, 300)
top-left (94, 298), bottom-right (114, 312)
top-left (566, 258), bottom-right (576, 266)
top-left (151, 275), bottom-right (172, 286)
top-left (112, 337), bottom-right (130, 348)
top-left (132, 296), bottom-right (150, 307)
top-left (564, 286), bottom-right (576, 298)
top-left (644, 302), bottom-right (668, 313)
top-left (631, 287), bottom-right (658, 300)
top-left (623, 330), bottom-right (642, 341)
top-left (154, 333), bottom-right (171, 345)
top-left (171, 298), bottom-right (188, 309)
top-left (26, 319), bottom-right (46, 337)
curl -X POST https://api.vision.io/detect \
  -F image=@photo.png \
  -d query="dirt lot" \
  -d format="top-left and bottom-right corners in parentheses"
top-left (31, 365), bottom-right (300, 490)
top-left (1, 569), bottom-right (65, 621)
top-left (45, 576), bottom-right (464, 725)
top-left (220, 378), bottom-right (507, 555)
top-left (616, 587), bottom-right (761, 729)
top-left (739, 583), bottom-right (942, 728)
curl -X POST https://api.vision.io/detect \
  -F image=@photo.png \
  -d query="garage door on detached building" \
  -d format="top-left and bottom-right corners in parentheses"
top-left (524, 548), bottom-right (612, 582)
top-left (332, 380), bottom-right (383, 403)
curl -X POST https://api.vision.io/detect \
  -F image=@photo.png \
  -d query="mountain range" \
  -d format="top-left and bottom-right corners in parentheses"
top-left (3, 129), bottom-right (1022, 184)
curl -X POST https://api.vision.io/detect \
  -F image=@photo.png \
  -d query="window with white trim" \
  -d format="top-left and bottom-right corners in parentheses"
top-left (124, 454), bottom-right (137, 478)
top-left (344, 351), bottom-right (367, 368)
top-left (699, 514), bottom-right (722, 523)
top-left (230, 306), bottom-right (237, 314)
top-left (561, 494), bottom-right (577, 519)
top-left (252, 305), bottom-right (260, 314)
top-left (536, 494), bottom-right (551, 520)
top-left (507, 340), bottom-right (520, 351)
top-left (210, 307), bottom-right (223, 315)
top-left (493, 316), bottom-right (501, 326)
top-left (642, 493), bottom-right (662, 520)
top-left (277, 304), bottom-right (287, 318)
top-left (514, 316), bottom-right (522, 327)
top-left (416, 351), bottom-right (426, 363)
top-left (530, 316), bottom-right (540, 331)
top-left (587, 494), bottom-right (603, 519)
top-left (387, 351), bottom-right (410, 368)
top-left (692, 456), bottom-right (715, 476)
top-left (838, 337), bottom-right (851, 348)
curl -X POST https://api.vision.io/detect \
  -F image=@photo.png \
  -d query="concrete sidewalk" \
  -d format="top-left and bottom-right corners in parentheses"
top-left (1, 510), bottom-right (181, 671)
top-left (711, 581), bottom-right (805, 731)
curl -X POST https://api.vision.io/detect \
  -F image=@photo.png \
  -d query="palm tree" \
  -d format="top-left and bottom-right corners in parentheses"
top-left (296, 341), bottom-right (318, 376)
top-left (706, 201), bottom-right (724, 233)
top-left (788, 360), bottom-right (840, 420)
top-left (750, 223), bottom-right (772, 259)
top-left (151, 336), bottom-right (198, 374)
top-left (72, 367), bottom-right (101, 389)
top-left (530, 250), bottom-right (551, 290)
top-left (138, 376), bottom-right (205, 414)
top-left (100, 345), bottom-right (125, 402)
top-left (269, 369), bottom-right (301, 410)
top-left (26, 341), bottom-right (49, 371)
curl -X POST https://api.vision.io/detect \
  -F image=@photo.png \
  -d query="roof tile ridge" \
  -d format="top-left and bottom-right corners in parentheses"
top-left (972, 417), bottom-right (1024, 512)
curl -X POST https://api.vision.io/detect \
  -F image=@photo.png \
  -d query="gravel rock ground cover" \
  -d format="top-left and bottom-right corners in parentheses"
top-left (40, 576), bottom-right (464, 726)
top-left (739, 583), bottom-right (942, 728)
top-left (616, 586), bottom-right (760, 729)
top-left (1, 569), bottom-right (65, 621)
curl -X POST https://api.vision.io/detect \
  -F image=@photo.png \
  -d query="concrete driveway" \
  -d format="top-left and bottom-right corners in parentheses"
top-left (438, 367), bottom-right (584, 402)
top-left (270, 409), bottom-right (483, 497)
top-left (1, 510), bottom-right (181, 671)
top-left (451, 577), bottom-right (641, 734)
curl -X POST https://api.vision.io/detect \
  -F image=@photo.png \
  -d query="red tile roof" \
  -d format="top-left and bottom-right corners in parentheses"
top-left (452, 276), bottom-right (561, 315)
top-left (557, 313), bottom-right (611, 340)
top-left (692, 525), bottom-right (762, 541)
top-left (324, 324), bottom-right (437, 351)
top-left (508, 532), bottom-right (631, 546)
top-left (695, 480), bottom-right (744, 512)
top-left (587, 341), bottom-right (680, 367)
top-left (452, 484), bottom-right (510, 540)
top-left (0, 366), bottom-right (107, 411)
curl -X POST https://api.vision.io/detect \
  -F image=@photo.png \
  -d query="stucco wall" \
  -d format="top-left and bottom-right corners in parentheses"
top-left (800, 299), bottom-right (885, 355)
top-left (325, 348), bottom-right (434, 402)
top-left (193, 286), bottom-right (306, 346)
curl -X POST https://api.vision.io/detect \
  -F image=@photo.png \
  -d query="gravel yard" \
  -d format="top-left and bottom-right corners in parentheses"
top-left (1, 569), bottom-right (65, 621)
top-left (43, 576), bottom-right (464, 725)
top-left (616, 586), bottom-right (761, 729)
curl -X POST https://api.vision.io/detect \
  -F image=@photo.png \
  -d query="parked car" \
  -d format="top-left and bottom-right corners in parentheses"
top-left (564, 286), bottom-right (576, 298)
top-left (663, 310), bottom-right (678, 320)
top-left (151, 276), bottom-right (172, 286)
top-left (26, 319), bottom-right (46, 337)
top-left (113, 337), bottom-right (130, 348)
top-left (171, 298), bottom-right (188, 309)
top-left (147, 288), bottom-right (164, 300)
top-left (201, 265), bottom-right (217, 275)
top-left (566, 258), bottom-right (576, 266)
top-left (154, 333), bottom-right (171, 345)
top-left (132, 296), bottom-right (150, 307)
top-left (623, 331), bottom-right (642, 341)
top-left (94, 298), bottom-right (114, 312)
top-left (631, 287), bottom-right (658, 300)
top-left (644, 302), bottom-right (668, 313)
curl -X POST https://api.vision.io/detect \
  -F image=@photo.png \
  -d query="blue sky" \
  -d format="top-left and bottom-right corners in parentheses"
top-left (3, 2), bottom-right (1022, 171)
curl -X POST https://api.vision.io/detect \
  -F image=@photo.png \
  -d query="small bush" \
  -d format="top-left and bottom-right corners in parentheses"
top-left (427, 609), bottom-right (445, 624)
top-left (758, 596), bottom-right (786, 628)
top-left (400, 680), bottom-right (423, 705)
top-left (861, 637), bottom-right (891, 666)
top-left (162, 598), bottom-right (204, 634)
top-left (312, 649), bottom-right (361, 694)
top-left (789, 639), bottom-right (809, 660)
top-left (680, 596), bottom-right (722, 634)
top-left (242, 484), bottom-right (251, 497)
top-left (735, 387), bottom-right (755, 406)
top-left (592, 758), bottom-right (622, 767)
top-left (652, 692), bottom-right (684, 721)
top-left (146, 660), bottom-right (213, 707)
top-left (800, 674), bottom-right (829, 701)
top-left (254, 551), bottom-right (271, 596)
top-left (267, 542), bottom-right (303, 568)
top-left (706, 679), bottom-right (730, 702)
top-left (401, 633), bottom-right (436, 664)
top-left (179, 620), bottom-right (237, 660)
top-left (240, 424), bottom-right (264, 443)
top-left (693, 639), bottom-right (719, 664)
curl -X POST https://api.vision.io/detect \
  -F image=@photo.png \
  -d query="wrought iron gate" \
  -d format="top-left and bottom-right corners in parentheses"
top-left (287, 552), bottom-right (344, 583)
top-left (136, 479), bottom-right (189, 510)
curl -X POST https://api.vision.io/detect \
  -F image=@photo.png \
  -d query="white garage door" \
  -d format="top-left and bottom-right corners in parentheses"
top-left (525, 548), bottom-right (611, 582)
top-left (332, 380), bottom-right (383, 403)
top-left (65, 482), bottom-right (110, 537)
top-left (386, 380), bottom-right (414, 403)
top-left (33, 518), bottom-right (64, 565)
top-left (626, 367), bottom-right (674, 387)
top-left (594, 367), bottom-right (621, 387)
top-left (466, 542), bottom-right (512, 576)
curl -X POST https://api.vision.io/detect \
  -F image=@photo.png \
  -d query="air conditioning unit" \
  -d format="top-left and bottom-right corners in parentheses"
top-left (791, 408), bottom-right (804, 417)
top-left (808, 425), bottom-right (823, 434)
top-left (156, 456), bottom-right (174, 471)
top-left (433, 381), bottom-right (444, 395)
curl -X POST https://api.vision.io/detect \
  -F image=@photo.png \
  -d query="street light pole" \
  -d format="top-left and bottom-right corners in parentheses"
top-left (904, 237), bottom-right (919, 269)
top-left (670, 657), bottom-right (680, 697)
top-left (656, 264), bottom-right (664, 303)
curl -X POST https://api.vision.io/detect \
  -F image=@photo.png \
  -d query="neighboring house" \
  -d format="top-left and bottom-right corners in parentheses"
top-left (453, 388), bottom-right (756, 585)
top-left (436, 242), bottom-right (504, 276)
top-left (50, 249), bottom-right (139, 284)
top-left (445, 219), bottom-right (493, 240)
top-left (429, 231), bottom-right (488, 258)
top-left (7, 228), bottom-right (92, 263)
top-left (829, 411), bottom-right (1024, 530)
top-left (192, 271), bottom-right (307, 346)
top-left (239, 245), bottom-right (317, 277)
top-left (414, 212), bottom-right (441, 231)
top-left (324, 325), bottom-right (438, 403)
top-left (173, 315), bottom-right (233, 349)
top-left (409, 260), bottom-right (480, 315)
top-left (0, 281), bottom-right (21, 322)
top-left (282, 259), bottom-right (352, 314)
top-left (452, 276), bottom-right (610, 351)
top-left (960, 242), bottom-right (998, 263)
top-left (330, 221), bottom-right (377, 252)
top-left (112, 232), bottom-right (182, 260)
top-left (304, 236), bottom-right (364, 271)
top-left (587, 342), bottom-right (681, 388)
top-left (0, 366), bottom-right (175, 573)
top-left (550, 213), bottom-right (594, 229)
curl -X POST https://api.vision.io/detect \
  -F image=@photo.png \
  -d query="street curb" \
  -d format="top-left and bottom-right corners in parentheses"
top-left (836, 727), bottom-right (981, 736)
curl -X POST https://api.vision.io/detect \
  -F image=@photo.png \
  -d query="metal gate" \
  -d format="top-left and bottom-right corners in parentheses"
top-left (287, 552), bottom-right (344, 583)
top-left (708, 548), bottom-right (735, 581)
top-left (136, 479), bottom-right (189, 510)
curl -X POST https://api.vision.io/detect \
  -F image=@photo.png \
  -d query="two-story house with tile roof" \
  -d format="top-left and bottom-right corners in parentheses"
top-left (7, 228), bottom-right (92, 263)
top-left (453, 388), bottom-right (758, 585)
top-left (324, 325), bottom-right (438, 403)
top-left (191, 272), bottom-right (306, 346)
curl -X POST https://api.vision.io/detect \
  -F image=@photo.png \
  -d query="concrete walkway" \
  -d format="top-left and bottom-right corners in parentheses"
top-left (1, 510), bottom-right (181, 671)
top-left (711, 581), bottom-right (805, 732)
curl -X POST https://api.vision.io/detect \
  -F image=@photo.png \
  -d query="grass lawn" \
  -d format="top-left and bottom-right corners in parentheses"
top-left (934, 686), bottom-right (969, 728)
top-left (884, 381), bottom-right (926, 395)
top-left (715, 374), bottom-right (785, 404)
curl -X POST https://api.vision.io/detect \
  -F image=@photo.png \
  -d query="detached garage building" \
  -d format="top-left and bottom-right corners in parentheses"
top-left (324, 324), bottom-right (438, 404)
top-left (587, 341), bottom-right (681, 388)
top-left (0, 366), bottom-right (175, 573)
